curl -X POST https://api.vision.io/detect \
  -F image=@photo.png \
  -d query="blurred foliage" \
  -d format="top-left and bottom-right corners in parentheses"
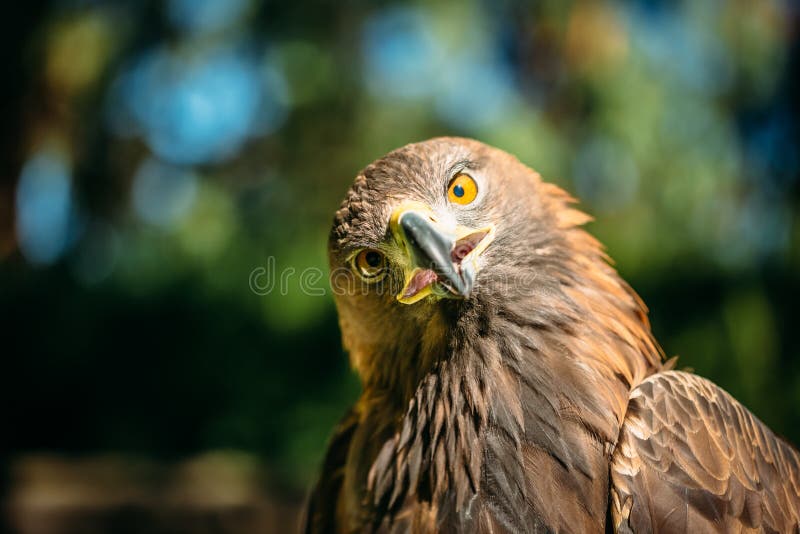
top-left (1, 0), bottom-right (798, 504)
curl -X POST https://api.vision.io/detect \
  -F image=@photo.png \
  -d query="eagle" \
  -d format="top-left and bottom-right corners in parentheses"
top-left (304, 138), bottom-right (800, 533)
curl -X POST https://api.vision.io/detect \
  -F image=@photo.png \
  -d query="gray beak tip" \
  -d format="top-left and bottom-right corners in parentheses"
top-left (399, 211), bottom-right (473, 298)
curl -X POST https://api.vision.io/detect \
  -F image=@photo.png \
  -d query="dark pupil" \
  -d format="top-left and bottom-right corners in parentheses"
top-left (364, 251), bottom-right (382, 268)
top-left (453, 184), bottom-right (465, 197)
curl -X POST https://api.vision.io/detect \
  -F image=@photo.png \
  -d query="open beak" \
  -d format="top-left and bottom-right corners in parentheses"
top-left (390, 202), bottom-right (494, 305)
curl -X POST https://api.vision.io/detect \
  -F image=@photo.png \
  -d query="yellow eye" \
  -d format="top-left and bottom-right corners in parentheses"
top-left (447, 173), bottom-right (478, 205)
top-left (353, 249), bottom-right (387, 281)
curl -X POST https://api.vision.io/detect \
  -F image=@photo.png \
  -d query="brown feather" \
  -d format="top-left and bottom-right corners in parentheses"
top-left (304, 138), bottom-right (798, 534)
top-left (610, 371), bottom-right (800, 533)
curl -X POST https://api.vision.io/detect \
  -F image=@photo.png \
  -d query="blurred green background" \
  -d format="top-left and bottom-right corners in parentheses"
top-left (1, 0), bottom-right (798, 532)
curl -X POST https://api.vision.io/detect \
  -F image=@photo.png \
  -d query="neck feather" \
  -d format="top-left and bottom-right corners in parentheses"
top-left (361, 192), bottom-right (664, 527)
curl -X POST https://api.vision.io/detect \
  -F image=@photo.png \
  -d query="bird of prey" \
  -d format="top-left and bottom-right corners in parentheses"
top-left (304, 138), bottom-right (800, 533)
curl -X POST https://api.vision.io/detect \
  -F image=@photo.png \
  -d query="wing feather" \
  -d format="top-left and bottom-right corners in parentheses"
top-left (611, 370), bottom-right (800, 533)
top-left (303, 409), bottom-right (360, 534)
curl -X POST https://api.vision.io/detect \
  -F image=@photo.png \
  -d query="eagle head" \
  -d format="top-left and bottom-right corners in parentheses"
top-left (328, 137), bottom-right (592, 395)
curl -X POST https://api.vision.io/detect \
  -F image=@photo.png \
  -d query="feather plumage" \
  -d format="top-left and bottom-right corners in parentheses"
top-left (304, 138), bottom-right (800, 533)
top-left (611, 371), bottom-right (800, 533)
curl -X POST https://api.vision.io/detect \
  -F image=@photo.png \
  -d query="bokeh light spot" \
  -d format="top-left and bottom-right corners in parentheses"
top-left (435, 56), bottom-right (517, 130)
top-left (167, 0), bottom-right (252, 35)
top-left (362, 7), bottom-right (441, 100)
top-left (15, 148), bottom-right (76, 266)
top-left (132, 158), bottom-right (198, 227)
top-left (112, 46), bottom-right (287, 165)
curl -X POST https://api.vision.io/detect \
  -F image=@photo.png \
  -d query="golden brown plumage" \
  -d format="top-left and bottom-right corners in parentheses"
top-left (611, 371), bottom-right (800, 532)
top-left (304, 138), bottom-right (800, 533)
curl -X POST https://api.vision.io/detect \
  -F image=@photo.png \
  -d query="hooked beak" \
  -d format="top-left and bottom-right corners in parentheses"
top-left (390, 202), bottom-right (494, 305)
